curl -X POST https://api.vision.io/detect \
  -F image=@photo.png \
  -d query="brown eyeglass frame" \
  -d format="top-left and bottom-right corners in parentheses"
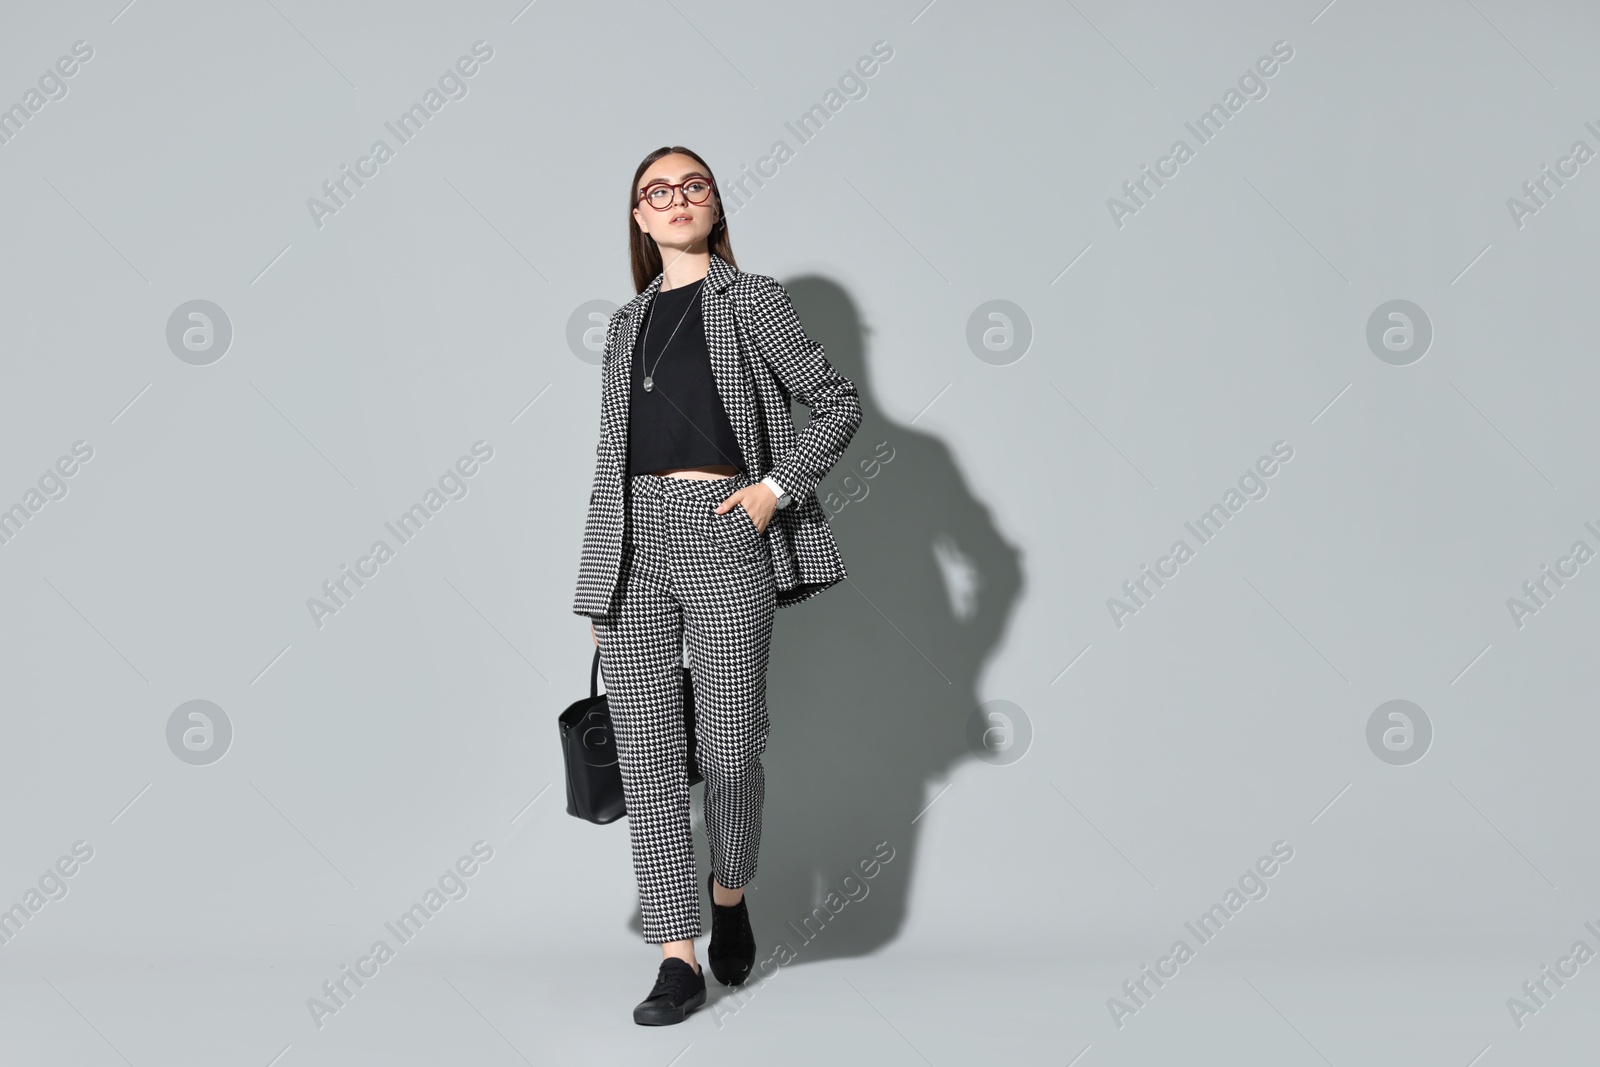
top-left (637, 176), bottom-right (716, 210)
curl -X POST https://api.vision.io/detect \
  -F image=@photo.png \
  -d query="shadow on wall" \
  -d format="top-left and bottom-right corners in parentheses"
top-left (624, 272), bottom-right (1025, 962)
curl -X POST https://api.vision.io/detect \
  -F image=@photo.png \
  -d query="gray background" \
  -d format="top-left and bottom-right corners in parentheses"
top-left (2, 0), bottom-right (1597, 1063)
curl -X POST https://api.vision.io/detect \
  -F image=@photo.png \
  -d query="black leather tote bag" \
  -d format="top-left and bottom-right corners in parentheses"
top-left (558, 647), bottom-right (702, 824)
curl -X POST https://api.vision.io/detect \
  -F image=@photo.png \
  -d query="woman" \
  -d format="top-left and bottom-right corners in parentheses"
top-left (572, 146), bottom-right (862, 1025)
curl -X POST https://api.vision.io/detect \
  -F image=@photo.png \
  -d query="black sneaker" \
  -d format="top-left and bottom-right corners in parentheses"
top-left (632, 957), bottom-right (706, 1026)
top-left (706, 871), bottom-right (756, 986)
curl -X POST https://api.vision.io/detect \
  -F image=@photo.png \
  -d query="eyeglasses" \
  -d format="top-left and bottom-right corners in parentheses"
top-left (638, 176), bottom-right (715, 210)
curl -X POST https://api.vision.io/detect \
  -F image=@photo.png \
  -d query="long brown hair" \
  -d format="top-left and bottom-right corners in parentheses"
top-left (628, 146), bottom-right (737, 293)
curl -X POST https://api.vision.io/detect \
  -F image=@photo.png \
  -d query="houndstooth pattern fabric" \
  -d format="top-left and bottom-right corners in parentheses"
top-left (573, 252), bottom-right (863, 617)
top-left (594, 469), bottom-right (777, 944)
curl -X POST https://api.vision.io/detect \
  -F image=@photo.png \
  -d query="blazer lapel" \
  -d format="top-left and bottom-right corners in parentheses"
top-left (699, 254), bottom-right (758, 472)
top-left (603, 273), bottom-right (660, 452)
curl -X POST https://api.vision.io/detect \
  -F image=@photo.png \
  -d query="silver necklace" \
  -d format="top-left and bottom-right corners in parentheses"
top-left (638, 276), bottom-right (705, 392)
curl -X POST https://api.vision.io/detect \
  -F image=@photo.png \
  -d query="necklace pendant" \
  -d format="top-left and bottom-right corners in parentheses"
top-left (643, 376), bottom-right (654, 391)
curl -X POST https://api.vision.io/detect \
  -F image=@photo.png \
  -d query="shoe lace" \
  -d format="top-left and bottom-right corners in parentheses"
top-left (650, 961), bottom-right (697, 999)
top-left (710, 899), bottom-right (754, 954)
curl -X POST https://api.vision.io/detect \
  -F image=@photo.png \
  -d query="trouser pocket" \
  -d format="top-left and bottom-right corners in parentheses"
top-left (710, 500), bottom-right (763, 558)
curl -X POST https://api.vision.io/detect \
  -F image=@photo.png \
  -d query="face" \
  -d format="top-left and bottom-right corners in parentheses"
top-left (632, 153), bottom-right (719, 257)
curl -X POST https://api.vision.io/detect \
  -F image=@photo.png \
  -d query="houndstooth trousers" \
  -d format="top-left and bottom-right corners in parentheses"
top-left (593, 469), bottom-right (777, 944)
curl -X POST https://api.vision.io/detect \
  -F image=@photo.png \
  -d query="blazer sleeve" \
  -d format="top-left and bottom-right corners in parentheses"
top-left (745, 278), bottom-right (863, 504)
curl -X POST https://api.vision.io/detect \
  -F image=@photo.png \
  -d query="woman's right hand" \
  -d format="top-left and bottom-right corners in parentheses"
top-left (591, 622), bottom-right (598, 648)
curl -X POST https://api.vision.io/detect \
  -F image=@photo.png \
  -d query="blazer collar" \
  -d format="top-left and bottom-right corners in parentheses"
top-left (627, 250), bottom-right (738, 314)
top-left (613, 250), bottom-right (739, 372)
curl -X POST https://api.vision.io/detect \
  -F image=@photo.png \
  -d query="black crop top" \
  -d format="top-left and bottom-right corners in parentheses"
top-left (627, 282), bottom-right (747, 475)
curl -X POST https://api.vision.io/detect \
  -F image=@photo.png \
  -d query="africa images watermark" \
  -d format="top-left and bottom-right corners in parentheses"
top-left (306, 441), bottom-right (494, 629)
top-left (1504, 516), bottom-right (1600, 630)
top-left (1107, 839), bottom-right (1295, 1029)
top-left (1505, 119), bottom-right (1600, 230)
top-left (720, 40), bottom-right (895, 218)
top-left (0, 39), bottom-right (95, 148)
top-left (1107, 39), bottom-right (1296, 229)
top-left (1505, 917), bottom-right (1600, 1030)
top-left (712, 840), bottom-right (897, 1029)
top-left (0, 440), bottom-right (95, 548)
top-left (305, 40), bottom-right (495, 229)
top-left (306, 839), bottom-right (495, 1029)
top-left (1107, 440), bottom-right (1295, 629)
top-left (818, 439), bottom-right (896, 517)
top-left (0, 840), bottom-right (95, 948)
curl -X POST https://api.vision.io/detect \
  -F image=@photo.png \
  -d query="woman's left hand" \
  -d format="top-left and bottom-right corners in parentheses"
top-left (715, 484), bottom-right (779, 534)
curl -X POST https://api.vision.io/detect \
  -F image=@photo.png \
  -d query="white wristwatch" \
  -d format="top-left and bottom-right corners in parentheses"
top-left (760, 475), bottom-right (791, 509)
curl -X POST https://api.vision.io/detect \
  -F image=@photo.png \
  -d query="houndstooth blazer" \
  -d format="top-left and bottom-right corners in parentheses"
top-left (572, 252), bottom-right (863, 617)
